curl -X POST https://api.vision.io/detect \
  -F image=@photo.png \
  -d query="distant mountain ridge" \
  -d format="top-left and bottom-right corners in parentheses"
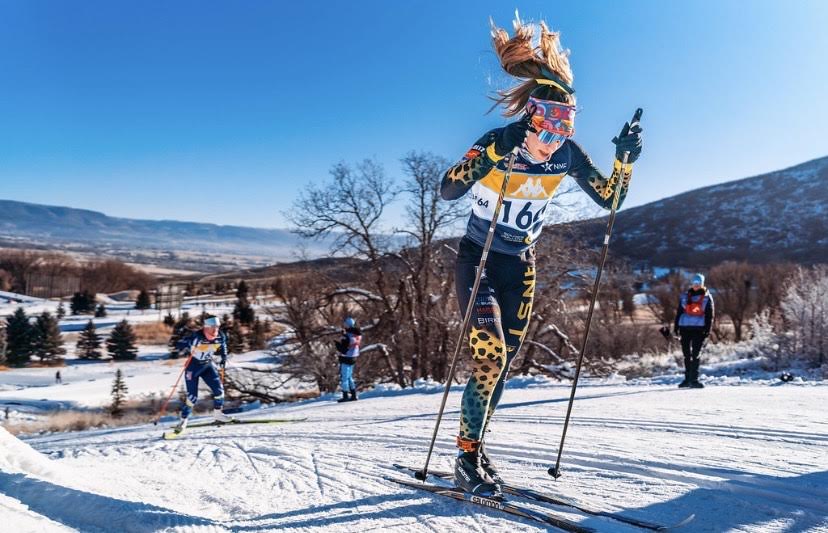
top-left (562, 155), bottom-right (828, 267)
top-left (2, 155), bottom-right (826, 272)
top-left (0, 199), bottom-right (328, 264)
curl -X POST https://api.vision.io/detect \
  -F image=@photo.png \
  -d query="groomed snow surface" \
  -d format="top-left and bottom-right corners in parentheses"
top-left (1, 376), bottom-right (827, 532)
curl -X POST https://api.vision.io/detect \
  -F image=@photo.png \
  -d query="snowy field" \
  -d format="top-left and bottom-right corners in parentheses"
top-left (2, 376), bottom-right (827, 532)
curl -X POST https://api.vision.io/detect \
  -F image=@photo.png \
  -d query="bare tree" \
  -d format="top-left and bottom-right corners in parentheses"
top-left (709, 261), bottom-right (755, 341)
top-left (781, 265), bottom-right (827, 367)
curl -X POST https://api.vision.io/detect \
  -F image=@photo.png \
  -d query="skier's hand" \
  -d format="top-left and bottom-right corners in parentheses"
top-left (494, 112), bottom-right (536, 157)
top-left (673, 328), bottom-right (680, 337)
top-left (612, 112), bottom-right (643, 163)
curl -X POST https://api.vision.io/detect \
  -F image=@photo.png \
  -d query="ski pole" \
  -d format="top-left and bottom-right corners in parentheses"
top-left (154, 352), bottom-right (193, 425)
top-left (416, 145), bottom-right (520, 481)
top-left (548, 108), bottom-right (642, 479)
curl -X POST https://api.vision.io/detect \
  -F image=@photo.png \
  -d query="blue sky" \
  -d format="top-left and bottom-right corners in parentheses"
top-left (1, 1), bottom-right (826, 229)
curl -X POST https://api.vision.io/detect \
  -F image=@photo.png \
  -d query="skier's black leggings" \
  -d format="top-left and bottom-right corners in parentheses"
top-left (680, 329), bottom-right (705, 379)
top-left (454, 237), bottom-right (535, 442)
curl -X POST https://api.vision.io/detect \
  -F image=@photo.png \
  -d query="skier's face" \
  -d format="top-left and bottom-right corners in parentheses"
top-left (203, 325), bottom-right (219, 339)
top-left (525, 130), bottom-right (563, 161)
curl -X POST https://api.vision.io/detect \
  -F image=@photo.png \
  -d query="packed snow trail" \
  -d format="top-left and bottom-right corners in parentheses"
top-left (2, 380), bottom-right (827, 532)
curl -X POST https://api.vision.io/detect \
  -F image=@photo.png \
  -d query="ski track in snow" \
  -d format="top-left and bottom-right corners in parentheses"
top-left (2, 383), bottom-right (827, 532)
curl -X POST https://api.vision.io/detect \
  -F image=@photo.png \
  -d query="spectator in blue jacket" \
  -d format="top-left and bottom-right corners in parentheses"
top-left (674, 274), bottom-right (715, 388)
top-left (334, 317), bottom-right (362, 402)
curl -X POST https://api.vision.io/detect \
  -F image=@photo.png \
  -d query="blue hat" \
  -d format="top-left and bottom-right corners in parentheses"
top-left (203, 316), bottom-right (220, 327)
top-left (344, 317), bottom-right (356, 328)
top-left (691, 273), bottom-right (705, 286)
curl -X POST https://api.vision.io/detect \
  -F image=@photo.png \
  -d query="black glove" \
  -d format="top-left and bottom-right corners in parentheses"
top-left (703, 331), bottom-right (710, 338)
top-left (673, 327), bottom-right (680, 337)
top-left (612, 119), bottom-right (643, 163)
top-left (494, 112), bottom-right (536, 157)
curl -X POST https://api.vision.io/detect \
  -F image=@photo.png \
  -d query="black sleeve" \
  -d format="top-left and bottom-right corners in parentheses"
top-left (704, 294), bottom-right (714, 333)
top-left (440, 130), bottom-right (502, 200)
top-left (567, 140), bottom-right (632, 210)
top-left (674, 299), bottom-right (684, 332)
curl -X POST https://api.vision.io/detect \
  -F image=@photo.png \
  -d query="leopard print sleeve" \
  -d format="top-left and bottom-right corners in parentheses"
top-left (567, 140), bottom-right (632, 210)
top-left (440, 129), bottom-right (503, 201)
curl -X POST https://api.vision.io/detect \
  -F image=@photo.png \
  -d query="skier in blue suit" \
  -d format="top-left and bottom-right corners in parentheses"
top-left (175, 315), bottom-right (232, 432)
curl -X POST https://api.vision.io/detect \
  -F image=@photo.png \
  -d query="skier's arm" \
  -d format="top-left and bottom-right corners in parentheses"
top-left (567, 140), bottom-right (632, 210)
top-left (674, 301), bottom-right (684, 334)
top-left (704, 295), bottom-right (714, 336)
top-left (219, 332), bottom-right (228, 366)
top-left (440, 130), bottom-right (501, 200)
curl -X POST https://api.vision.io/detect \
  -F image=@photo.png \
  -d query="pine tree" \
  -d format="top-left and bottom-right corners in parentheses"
top-left (110, 369), bottom-right (128, 417)
top-left (0, 323), bottom-right (7, 365)
top-left (95, 304), bottom-right (107, 318)
top-left (5, 307), bottom-right (34, 366)
top-left (227, 320), bottom-right (246, 354)
top-left (107, 320), bottom-right (138, 360)
top-left (248, 317), bottom-right (269, 350)
top-left (236, 280), bottom-right (250, 301)
top-left (163, 312), bottom-right (176, 327)
top-left (56, 302), bottom-right (66, 321)
top-left (76, 320), bottom-right (102, 359)
top-left (233, 280), bottom-right (255, 325)
top-left (135, 290), bottom-right (152, 311)
top-left (168, 312), bottom-right (192, 359)
top-left (32, 311), bottom-right (66, 362)
top-left (70, 290), bottom-right (95, 315)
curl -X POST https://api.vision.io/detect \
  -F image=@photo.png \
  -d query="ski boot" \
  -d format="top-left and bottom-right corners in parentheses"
top-left (455, 437), bottom-right (502, 498)
top-left (349, 388), bottom-right (358, 401)
top-left (678, 379), bottom-right (690, 388)
top-left (213, 409), bottom-right (234, 423)
top-left (479, 443), bottom-right (503, 484)
top-left (173, 417), bottom-right (189, 434)
top-left (689, 380), bottom-right (705, 389)
top-left (337, 391), bottom-right (350, 403)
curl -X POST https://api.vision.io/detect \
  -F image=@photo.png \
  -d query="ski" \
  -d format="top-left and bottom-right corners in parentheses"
top-left (388, 476), bottom-right (594, 533)
top-left (393, 464), bottom-right (694, 531)
top-left (182, 417), bottom-right (307, 429)
top-left (162, 417), bottom-right (306, 439)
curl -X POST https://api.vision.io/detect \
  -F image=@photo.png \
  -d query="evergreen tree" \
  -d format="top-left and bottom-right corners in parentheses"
top-left (32, 311), bottom-right (66, 362)
top-left (70, 290), bottom-right (95, 315)
top-left (95, 304), bottom-right (107, 318)
top-left (110, 368), bottom-right (128, 417)
top-left (56, 302), bottom-right (66, 321)
top-left (76, 320), bottom-right (102, 359)
top-left (168, 312), bottom-right (192, 359)
top-left (5, 307), bottom-right (34, 366)
top-left (163, 312), bottom-right (176, 327)
top-left (135, 290), bottom-right (152, 311)
top-left (236, 280), bottom-right (250, 301)
top-left (248, 317), bottom-right (269, 350)
top-left (0, 323), bottom-right (7, 365)
top-left (107, 320), bottom-right (138, 360)
top-left (227, 320), bottom-right (246, 354)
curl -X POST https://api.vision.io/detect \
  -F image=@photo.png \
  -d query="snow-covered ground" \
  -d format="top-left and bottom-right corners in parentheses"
top-left (0, 349), bottom-right (278, 414)
top-left (1, 375), bottom-right (826, 532)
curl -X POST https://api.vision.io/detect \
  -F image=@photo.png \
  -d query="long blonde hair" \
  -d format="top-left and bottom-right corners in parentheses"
top-left (490, 12), bottom-right (575, 116)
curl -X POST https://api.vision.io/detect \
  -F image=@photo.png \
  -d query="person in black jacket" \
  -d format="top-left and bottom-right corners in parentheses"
top-left (334, 317), bottom-right (362, 402)
top-left (674, 274), bottom-right (715, 388)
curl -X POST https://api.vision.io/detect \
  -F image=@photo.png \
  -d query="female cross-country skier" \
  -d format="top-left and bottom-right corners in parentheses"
top-left (174, 315), bottom-right (232, 433)
top-left (442, 15), bottom-right (643, 496)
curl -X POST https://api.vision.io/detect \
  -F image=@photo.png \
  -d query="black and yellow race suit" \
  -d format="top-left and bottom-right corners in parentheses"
top-left (443, 128), bottom-right (632, 443)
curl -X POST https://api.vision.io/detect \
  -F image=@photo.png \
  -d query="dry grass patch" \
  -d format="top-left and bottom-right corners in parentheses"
top-left (132, 322), bottom-right (172, 344)
top-left (4, 410), bottom-right (154, 436)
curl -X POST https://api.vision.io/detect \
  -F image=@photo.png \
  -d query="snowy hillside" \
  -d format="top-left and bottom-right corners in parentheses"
top-left (2, 378), bottom-right (827, 532)
top-left (563, 156), bottom-right (828, 267)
